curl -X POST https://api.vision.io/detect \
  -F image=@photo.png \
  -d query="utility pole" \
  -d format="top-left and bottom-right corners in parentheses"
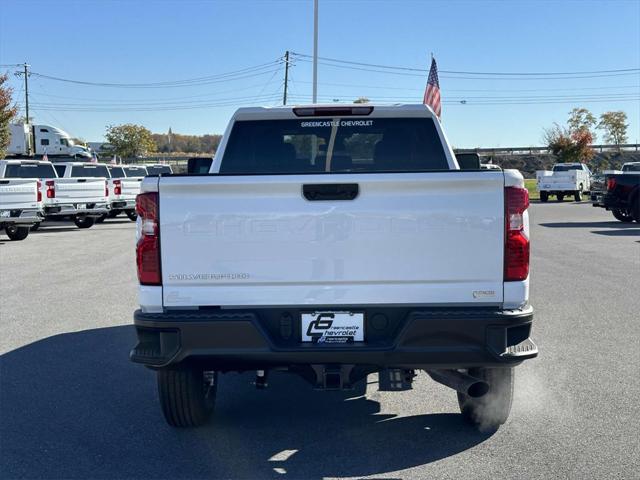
top-left (312, 0), bottom-right (318, 103)
top-left (14, 63), bottom-right (30, 123)
top-left (283, 51), bottom-right (289, 105)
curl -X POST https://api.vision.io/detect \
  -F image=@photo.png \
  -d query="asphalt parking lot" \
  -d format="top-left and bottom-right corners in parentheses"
top-left (1, 203), bottom-right (639, 480)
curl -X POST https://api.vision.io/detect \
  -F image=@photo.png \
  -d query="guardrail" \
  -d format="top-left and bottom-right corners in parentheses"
top-left (105, 144), bottom-right (639, 168)
top-left (453, 144), bottom-right (639, 155)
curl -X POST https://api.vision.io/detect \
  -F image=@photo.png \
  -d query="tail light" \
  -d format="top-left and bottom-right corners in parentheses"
top-left (607, 177), bottom-right (616, 191)
top-left (113, 180), bottom-right (122, 195)
top-left (37, 180), bottom-right (42, 202)
top-left (46, 180), bottom-right (55, 199)
top-left (136, 192), bottom-right (161, 285)
top-left (105, 180), bottom-right (109, 197)
top-left (505, 186), bottom-right (530, 281)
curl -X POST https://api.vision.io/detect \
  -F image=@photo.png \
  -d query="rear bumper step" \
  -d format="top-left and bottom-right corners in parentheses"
top-left (131, 305), bottom-right (537, 369)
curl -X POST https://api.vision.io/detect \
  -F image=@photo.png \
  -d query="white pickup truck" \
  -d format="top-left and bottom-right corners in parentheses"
top-left (50, 162), bottom-right (110, 228)
top-left (130, 104), bottom-right (537, 431)
top-left (104, 165), bottom-right (147, 221)
top-left (536, 162), bottom-right (592, 202)
top-left (0, 160), bottom-right (44, 240)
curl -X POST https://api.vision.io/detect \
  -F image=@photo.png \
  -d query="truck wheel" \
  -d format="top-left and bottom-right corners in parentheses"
top-left (557, 194), bottom-right (564, 202)
top-left (157, 366), bottom-right (217, 428)
top-left (540, 192), bottom-right (548, 203)
top-left (457, 367), bottom-right (514, 432)
top-left (574, 185), bottom-right (583, 202)
top-left (5, 225), bottom-right (30, 241)
top-left (611, 209), bottom-right (634, 222)
top-left (74, 216), bottom-right (95, 229)
top-left (126, 210), bottom-right (138, 221)
top-left (95, 214), bottom-right (108, 223)
top-left (108, 210), bottom-right (120, 218)
top-left (30, 223), bottom-right (40, 231)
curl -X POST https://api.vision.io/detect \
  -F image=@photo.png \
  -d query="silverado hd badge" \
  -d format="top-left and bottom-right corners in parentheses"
top-left (301, 312), bottom-right (365, 344)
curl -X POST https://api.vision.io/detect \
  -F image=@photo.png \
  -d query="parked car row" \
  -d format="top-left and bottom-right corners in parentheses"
top-left (0, 159), bottom-right (172, 241)
top-left (590, 162), bottom-right (640, 222)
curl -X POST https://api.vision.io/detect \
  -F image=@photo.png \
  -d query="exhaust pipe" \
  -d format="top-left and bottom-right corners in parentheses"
top-left (426, 369), bottom-right (490, 398)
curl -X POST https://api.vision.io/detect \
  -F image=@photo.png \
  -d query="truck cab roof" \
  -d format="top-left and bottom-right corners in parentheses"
top-left (232, 103), bottom-right (437, 121)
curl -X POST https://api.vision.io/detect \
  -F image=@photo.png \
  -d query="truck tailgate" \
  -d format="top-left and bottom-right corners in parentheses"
top-left (120, 177), bottom-right (143, 200)
top-left (53, 178), bottom-right (107, 203)
top-left (0, 179), bottom-right (38, 210)
top-left (159, 171), bottom-right (506, 307)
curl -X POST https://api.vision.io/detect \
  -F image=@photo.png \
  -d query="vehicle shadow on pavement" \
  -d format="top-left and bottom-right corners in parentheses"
top-left (0, 326), bottom-right (491, 479)
top-left (539, 221), bottom-right (639, 229)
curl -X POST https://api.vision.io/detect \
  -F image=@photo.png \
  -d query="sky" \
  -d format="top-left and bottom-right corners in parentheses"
top-left (1, 0), bottom-right (639, 147)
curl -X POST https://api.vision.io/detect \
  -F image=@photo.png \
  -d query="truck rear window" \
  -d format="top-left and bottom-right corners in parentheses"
top-left (145, 165), bottom-right (172, 175)
top-left (220, 118), bottom-right (449, 174)
top-left (4, 163), bottom-right (58, 178)
top-left (124, 166), bottom-right (148, 176)
top-left (553, 165), bottom-right (582, 172)
top-left (70, 165), bottom-right (110, 178)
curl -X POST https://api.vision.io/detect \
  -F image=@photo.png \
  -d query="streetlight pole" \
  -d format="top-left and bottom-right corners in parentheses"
top-left (312, 0), bottom-right (318, 103)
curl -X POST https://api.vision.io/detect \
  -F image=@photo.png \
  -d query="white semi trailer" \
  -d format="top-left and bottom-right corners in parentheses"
top-left (7, 123), bottom-right (91, 159)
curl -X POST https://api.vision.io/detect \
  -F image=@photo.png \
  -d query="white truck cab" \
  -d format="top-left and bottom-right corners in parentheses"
top-left (7, 123), bottom-right (91, 159)
top-left (536, 162), bottom-right (592, 202)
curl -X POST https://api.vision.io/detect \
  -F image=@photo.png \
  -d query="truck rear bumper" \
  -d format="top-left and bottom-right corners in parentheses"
top-left (44, 203), bottom-right (109, 217)
top-left (110, 199), bottom-right (135, 210)
top-left (0, 208), bottom-right (42, 225)
top-left (603, 194), bottom-right (630, 211)
top-left (131, 305), bottom-right (537, 370)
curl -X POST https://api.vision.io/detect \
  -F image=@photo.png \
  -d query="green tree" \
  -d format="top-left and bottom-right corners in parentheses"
top-left (0, 73), bottom-right (19, 159)
top-left (567, 107), bottom-right (597, 141)
top-left (105, 124), bottom-right (156, 158)
top-left (353, 97), bottom-right (370, 104)
top-left (544, 123), bottom-right (594, 163)
top-left (598, 111), bottom-right (628, 148)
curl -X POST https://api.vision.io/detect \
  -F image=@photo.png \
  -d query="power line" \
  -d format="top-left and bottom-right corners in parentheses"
top-left (294, 58), bottom-right (640, 80)
top-left (294, 79), bottom-right (640, 93)
top-left (290, 52), bottom-right (640, 76)
top-left (30, 60), bottom-right (284, 88)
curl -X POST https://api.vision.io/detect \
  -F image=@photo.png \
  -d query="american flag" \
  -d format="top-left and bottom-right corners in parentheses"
top-left (91, 151), bottom-right (98, 163)
top-left (42, 150), bottom-right (48, 162)
top-left (423, 57), bottom-right (441, 119)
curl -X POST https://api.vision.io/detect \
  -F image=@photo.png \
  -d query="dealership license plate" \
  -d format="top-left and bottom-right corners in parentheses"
top-left (301, 312), bottom-right (364, 344)
top-left (76, 204), bottom-right (87, 210)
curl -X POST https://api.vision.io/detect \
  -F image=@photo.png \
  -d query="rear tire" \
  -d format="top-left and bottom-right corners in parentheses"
top-left (108, 210), bottom-right (120, 218)
top-left (574, 185), bottom-right (583, 202)
top-left (30, 223), bottom-right (40, 231)
top-left (540, 192), bottom-right (548, 203)
top-left (557, 194), bottom-right (564, 202)
top-left (126, 210), bottom-right (138, 221)
top-left (632, 196), bottom-right (640, 223)
top-left (74, 215), bottom-right (95, 229)
top-left (611, 209), bottom-right (634, 222)
top-left (157, 366), bottom-right (217, 428)
top-left (457, 367), bottom-right (514, 432)
top-left (5, 225), bottom-right (30, 241)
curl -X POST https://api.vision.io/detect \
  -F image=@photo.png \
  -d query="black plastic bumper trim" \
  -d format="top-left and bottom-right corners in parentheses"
top-left (131, 306), bottom-right (536, 369)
